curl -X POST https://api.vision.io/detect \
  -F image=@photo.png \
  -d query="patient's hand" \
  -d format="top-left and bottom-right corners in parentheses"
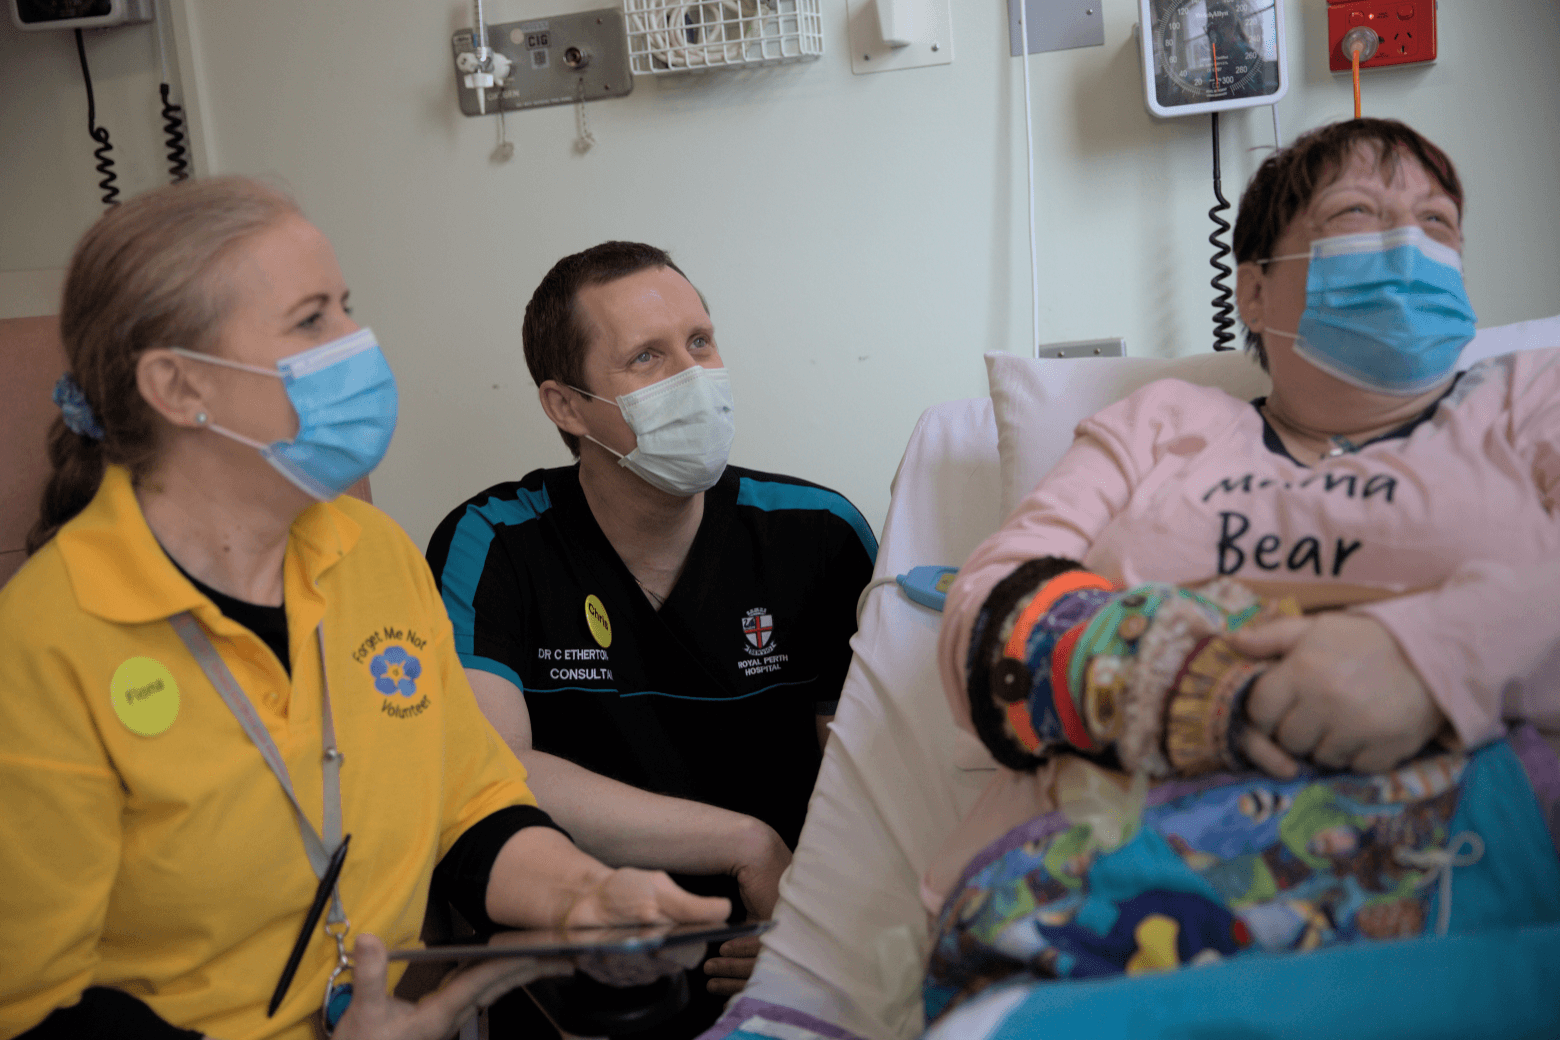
top-left (1229, 614), bottom-right (1446, 777)
top-left (704, 934), bottom-right (763, 997)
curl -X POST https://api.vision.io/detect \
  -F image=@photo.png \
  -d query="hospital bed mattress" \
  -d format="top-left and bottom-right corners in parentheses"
top-left (706, 396), bottom-right (1008, 1040)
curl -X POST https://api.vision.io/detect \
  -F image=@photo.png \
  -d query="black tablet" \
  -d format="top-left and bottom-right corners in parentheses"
top-left (385, 920), bottom-right (771, 962)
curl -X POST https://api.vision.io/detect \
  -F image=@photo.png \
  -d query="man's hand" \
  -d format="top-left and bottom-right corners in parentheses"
top-left (563, 867), bottom-right (732, 929)
top-left (703, 819), bottom-right (791, 996)
top-left (732, 820), bottom-right (791, 922)
top-left (1228, 613), bottom-right (1446, 777)
top-left (332, 933), bottom-right (570, 1040)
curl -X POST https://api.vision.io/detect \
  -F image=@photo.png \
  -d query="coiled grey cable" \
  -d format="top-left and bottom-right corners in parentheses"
top-left (154, 2), bottom-right (190, 182)
top-left (74, 29), bottom-right (119, 207)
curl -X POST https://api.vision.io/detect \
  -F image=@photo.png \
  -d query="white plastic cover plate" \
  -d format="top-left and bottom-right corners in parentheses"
top-left (848, 0), bottom-right (953, 75)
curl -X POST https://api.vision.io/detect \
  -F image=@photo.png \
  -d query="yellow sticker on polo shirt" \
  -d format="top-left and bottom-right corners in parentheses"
top-left (110, 657), bottom-right (181, 736)
top-left (584, 594), bottom-right (612, 649)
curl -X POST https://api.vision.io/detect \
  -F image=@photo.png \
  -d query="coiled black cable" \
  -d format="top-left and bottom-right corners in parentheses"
top-left (74, 29), bottom-right (119, 207)
top-left (160, 82), bottom-right (190, 183)
top-left (1208, 111), bottom-right (1236, 351)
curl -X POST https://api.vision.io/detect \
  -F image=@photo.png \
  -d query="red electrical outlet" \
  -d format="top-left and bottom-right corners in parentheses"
top-left (1326, 0), bottom-right (1437, 72)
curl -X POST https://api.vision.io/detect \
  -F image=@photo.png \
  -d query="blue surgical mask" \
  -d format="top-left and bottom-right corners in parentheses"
top-left (172, 327), bottom-right (398, 500)
top-left (571, 366), bottom-right (735, 496)
top-left (1262, 226), bottom-right (1477, 396)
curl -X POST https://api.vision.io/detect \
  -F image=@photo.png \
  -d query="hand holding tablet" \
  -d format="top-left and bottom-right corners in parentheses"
top-left (385, 921), bottom-right (773, 1037)
top-left (385, 919), bottom-right (772, 964)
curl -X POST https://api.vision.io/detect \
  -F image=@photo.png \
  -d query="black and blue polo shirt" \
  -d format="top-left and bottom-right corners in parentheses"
top-left (425, 464), bottom-right (877, 862)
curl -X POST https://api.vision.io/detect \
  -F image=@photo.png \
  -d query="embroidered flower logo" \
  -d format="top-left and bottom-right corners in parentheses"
top-left (370, 645), bottom-right (422, 697)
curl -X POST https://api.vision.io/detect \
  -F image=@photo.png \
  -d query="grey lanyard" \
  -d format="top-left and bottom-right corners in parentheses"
top-left (169, 612), bottom-right (346, 928)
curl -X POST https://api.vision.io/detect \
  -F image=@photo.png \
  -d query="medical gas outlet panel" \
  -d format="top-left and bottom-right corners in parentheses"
top-left (452, 7), bottom-right (632, 115)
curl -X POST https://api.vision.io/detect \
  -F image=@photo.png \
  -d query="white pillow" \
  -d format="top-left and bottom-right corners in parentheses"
top-left (986, 314), bottom-right (1560, 516)
top-left (986, 350), bottom-right (1271, 516)
top-left (1458, 312), bottom-right (1560, 369)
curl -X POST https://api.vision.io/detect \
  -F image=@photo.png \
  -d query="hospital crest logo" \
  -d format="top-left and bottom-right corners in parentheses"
top-left (741, 607), bottom-right (777, 657)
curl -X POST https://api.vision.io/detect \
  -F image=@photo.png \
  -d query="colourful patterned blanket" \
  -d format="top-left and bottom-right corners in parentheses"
top-left (925, 726), bottom-right (1560, 1033)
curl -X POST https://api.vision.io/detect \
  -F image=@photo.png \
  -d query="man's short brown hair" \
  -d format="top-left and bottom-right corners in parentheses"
top-left (522, 241), bottom-right (696, 456)
top-left (1232, 118), bottom-right (1463, 365)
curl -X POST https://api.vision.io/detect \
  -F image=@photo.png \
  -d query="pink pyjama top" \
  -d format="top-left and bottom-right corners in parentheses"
top-left (939, 347), bottom-right (1560, 755)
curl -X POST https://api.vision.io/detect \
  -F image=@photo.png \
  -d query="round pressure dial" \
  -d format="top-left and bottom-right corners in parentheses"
top-left (1138, 0), bottom-right (1288, 118)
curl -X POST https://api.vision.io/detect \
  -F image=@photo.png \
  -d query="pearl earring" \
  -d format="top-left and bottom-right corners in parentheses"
top-left (195, 412), bottom-right (208, 425)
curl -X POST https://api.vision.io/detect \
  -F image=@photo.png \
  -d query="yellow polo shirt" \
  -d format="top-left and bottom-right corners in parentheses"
top-left (0, 466), bottom-right (539, 1040)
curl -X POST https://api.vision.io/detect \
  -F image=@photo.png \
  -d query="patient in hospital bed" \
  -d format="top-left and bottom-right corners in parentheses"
top-left (924, 119), bottom-right (1560, 1033)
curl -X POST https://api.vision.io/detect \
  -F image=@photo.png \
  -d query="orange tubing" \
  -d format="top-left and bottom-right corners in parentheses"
top-left (1352, 45), bottom-right (1362, 118)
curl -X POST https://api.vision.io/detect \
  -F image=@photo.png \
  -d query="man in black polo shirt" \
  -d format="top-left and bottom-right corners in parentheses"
top-left (426, 241), bottom-right (875, 1036)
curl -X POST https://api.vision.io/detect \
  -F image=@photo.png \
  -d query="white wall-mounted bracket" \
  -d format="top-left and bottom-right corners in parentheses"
top-left (877, 0), bottom-right (912, 47)
top-left (848, 0), bottom-right (952, 75)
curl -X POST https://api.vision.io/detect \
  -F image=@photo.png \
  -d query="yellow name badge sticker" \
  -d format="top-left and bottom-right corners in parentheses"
top-left (110, 657), bottom-right (181, 737)
top-left (584, 594), bottom-right (612, 649)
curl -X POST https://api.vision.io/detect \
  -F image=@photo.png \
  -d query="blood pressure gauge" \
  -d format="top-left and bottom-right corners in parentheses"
top-left (1137, 0), bottom-right (1288, 118)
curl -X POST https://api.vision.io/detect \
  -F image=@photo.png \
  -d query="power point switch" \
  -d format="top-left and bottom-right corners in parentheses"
top-left (1327, 0), bottom-right (1436, 71)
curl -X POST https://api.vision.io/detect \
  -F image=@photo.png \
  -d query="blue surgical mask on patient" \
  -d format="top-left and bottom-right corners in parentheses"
top-left (172, 327), bottom-right (398, 500)
top-left (571, 366), bottom-right (735, 496)
top-left (1261, 226), bottom-right (1477, 396)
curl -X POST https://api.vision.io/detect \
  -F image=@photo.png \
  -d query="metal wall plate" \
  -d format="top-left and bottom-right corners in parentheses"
top-left (452, 8), bottom-right (632, 116)
top-left (1036, 337), bottom-right (1126, 359)
top-left (847, 0), bottom-right (953, 75)
top-left (1007, 0), bottom-right (1104, 56)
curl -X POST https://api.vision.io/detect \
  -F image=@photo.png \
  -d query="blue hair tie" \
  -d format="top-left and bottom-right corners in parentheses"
top-left (52, 373), bottom-right (105, 441)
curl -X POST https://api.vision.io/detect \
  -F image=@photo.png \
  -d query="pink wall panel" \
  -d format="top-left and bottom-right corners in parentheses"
top-left (0, 316), bottom-right (64, 587)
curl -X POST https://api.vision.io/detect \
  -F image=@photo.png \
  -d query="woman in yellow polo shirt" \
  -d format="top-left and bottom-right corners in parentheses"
top-left (0, 178), bottom-right (729, 1040)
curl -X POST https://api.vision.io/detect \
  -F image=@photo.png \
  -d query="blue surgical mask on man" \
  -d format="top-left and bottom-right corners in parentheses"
top-left (172, 327), bottom-right (398, 500)
top-left (571, 365), bottom-right (735, 497)
top-left (1261, 226), bottom-right (1478, 396)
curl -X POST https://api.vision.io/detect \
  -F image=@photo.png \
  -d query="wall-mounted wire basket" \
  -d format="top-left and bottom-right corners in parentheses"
top-left (624, 0), bottom-right (823, 73)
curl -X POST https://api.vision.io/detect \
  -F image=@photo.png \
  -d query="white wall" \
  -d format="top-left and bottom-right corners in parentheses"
top-left (4, 1), bottom-right (1558, 548)
top-left (0, 11), bottom-right (178, 305)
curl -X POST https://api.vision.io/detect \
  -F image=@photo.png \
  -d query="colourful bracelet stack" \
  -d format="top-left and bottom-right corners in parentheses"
top-left (983, 570), bottom-right (1297, 778)
top-left (990, 571), bottom-right (1116, 754)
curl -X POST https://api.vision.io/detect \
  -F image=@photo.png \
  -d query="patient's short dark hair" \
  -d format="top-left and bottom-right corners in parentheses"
top-left (522, 241), bottom-right (697, 456)
top-left (1233, 118), bottom-right (1462, 367)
